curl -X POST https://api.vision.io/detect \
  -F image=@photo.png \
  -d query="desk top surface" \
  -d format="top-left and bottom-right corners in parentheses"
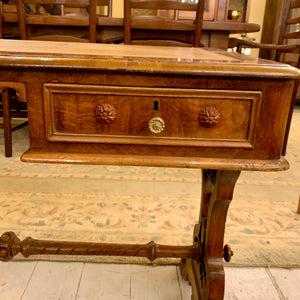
top-left (1, 40), bottom-right (300, 79)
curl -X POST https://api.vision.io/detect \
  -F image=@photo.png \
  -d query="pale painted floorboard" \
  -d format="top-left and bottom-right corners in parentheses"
top-left (21, 261), bottom-right (83, 300)
top-left (76, 263), bottom-right (131, 300)
top-left (176, 266), bottom-right (192, 299)
top-left (224, 267), bottom-right (282, 300)
top-left (0, 261), bottom-right (37, 300)
top-left (3, 262), bottom-right (300, 299)
top-left (269, 268), bottom-right (300, 300)
top-left (130, 265), bottom-right (182, 300)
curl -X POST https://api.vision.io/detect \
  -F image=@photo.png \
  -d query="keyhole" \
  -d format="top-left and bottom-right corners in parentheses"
top-left (153, 100), bottom-right (160, 111)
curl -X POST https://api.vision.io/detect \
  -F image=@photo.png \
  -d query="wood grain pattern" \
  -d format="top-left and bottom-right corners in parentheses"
top-left (43, 83), bottom-right (261, 148)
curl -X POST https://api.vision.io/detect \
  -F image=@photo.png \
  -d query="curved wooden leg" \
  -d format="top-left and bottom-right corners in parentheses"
top-left (181, 169), bottom-right (240, 300)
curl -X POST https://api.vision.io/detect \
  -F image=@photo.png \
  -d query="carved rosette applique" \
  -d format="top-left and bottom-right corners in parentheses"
top-left (199, 107), bottom-right (220, 128)
top-left (95, 103), bottom-right (116, 124)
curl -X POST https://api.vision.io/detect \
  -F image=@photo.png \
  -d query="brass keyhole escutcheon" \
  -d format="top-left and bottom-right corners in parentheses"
top-left (148, 117), bottom-right (165, 134)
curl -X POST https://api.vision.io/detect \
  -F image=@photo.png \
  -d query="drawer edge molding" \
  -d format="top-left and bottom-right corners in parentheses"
top-left (21, 150), bottom-right (289, 172)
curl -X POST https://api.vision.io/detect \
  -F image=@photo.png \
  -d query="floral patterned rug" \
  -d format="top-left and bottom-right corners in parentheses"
top-left (0, 107), bottom-right (299, 267)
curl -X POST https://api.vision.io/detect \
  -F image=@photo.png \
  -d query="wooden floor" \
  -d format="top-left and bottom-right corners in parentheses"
top-left (0, 262), bottom-right (300, 299)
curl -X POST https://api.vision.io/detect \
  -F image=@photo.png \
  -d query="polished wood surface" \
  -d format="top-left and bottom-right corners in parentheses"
top-left (0, 40), bottom-right (299, 300)
top-left (0, 40), bottom-right (297, 78)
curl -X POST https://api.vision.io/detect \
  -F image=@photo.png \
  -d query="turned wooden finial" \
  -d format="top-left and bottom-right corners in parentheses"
top-left (0, 232), bottom-right (33, 262)
top-left (0, 232), bottom-right (21, 262)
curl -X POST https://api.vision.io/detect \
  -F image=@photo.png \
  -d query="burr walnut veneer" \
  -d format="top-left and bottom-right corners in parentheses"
top-left (0, 40), bottom-right (299, 300)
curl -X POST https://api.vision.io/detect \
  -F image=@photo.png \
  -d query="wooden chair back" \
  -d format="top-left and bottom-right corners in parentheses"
top-left (276, 0), bottom-right (300, 66)
top-left (0, 5), bottom-right (3, 38)
top-left (123, 0), bottom-right (205, 47)
top-left (228, 0), bottom-right (300, 156)
top-left (16, 0), bottom-right (111, 43)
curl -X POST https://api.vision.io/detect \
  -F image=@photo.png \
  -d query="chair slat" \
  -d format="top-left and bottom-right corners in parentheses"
top-left (287, 16), bottom-right (300, 24)
top-left (22, 0), bottom-right (89, 6)
top-left (284, 31), bottom-right (300, 39)
top-left (290, 0), bottom-right (300, 9)
top-left (132, 16), bottom-right (195, 31)
top-left (29, 34), bottom-right (89, 42)
top-left (25, 15), bottom-right (89, 26)
top-left (129, 0), bottom-right (198, 11)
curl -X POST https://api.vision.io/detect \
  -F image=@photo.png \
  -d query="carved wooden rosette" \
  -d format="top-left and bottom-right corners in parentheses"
top-left (199, 106), bottom-right (220, 128)
top-left (95, 103), bottom-right (116, 124)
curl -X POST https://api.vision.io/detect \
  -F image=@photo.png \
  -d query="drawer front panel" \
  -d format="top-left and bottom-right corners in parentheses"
top-left (44, 84), bottom-right (261, 148)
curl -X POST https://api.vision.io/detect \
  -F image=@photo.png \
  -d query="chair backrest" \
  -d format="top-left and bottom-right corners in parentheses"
top-left (123, 0), bottom-right (205, 47)
top-left (0, 6), bottom-right (3, 38)
top-left (276, 0), bottom-right (300, 66)
top-left (16, 0), bottom-right (111, 43)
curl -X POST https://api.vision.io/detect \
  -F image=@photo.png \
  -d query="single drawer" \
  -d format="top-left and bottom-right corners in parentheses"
top-left (44, 84), bottom-right (261, 148)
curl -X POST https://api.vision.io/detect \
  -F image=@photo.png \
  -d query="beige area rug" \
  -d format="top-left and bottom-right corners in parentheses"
top-left (0, 106), bottom-right (299, 267)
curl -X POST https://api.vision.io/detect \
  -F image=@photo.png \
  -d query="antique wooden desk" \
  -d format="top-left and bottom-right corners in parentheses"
top-left (0, 40), bottom-right (299, 300)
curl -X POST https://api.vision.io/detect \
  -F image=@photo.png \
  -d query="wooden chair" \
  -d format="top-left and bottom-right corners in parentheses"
top-left (228, 0), bottom-right (300, 156)
top-left (2, 0), bottom-right (110, 156)
top-left (0, 6), bottom-right (2, 38)
top-left (0, 89), bottom-right (28, 157)
top-left (123, 0), bottom-right (206, 47)
top-left (229, 0), bottom-right (300, 67)
top-left (0, 5), bottom-right (27, 157)
top-left (16, 0), bottom-right (112, 43)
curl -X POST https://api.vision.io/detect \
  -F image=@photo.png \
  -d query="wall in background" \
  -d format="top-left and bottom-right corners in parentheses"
top-left (247, 0), bottom-right (267, 57)
top-left (112, 0), bottom-right (123, 17)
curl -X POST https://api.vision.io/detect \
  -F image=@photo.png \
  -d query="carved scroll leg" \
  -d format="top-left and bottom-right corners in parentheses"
top-left (180, 169), bottom-right (241, 300)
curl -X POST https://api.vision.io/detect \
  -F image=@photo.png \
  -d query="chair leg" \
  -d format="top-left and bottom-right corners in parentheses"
top-left (297, 195), bottom-right (300, 215)
top-left (2, 89), bottom-right (12, 157)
